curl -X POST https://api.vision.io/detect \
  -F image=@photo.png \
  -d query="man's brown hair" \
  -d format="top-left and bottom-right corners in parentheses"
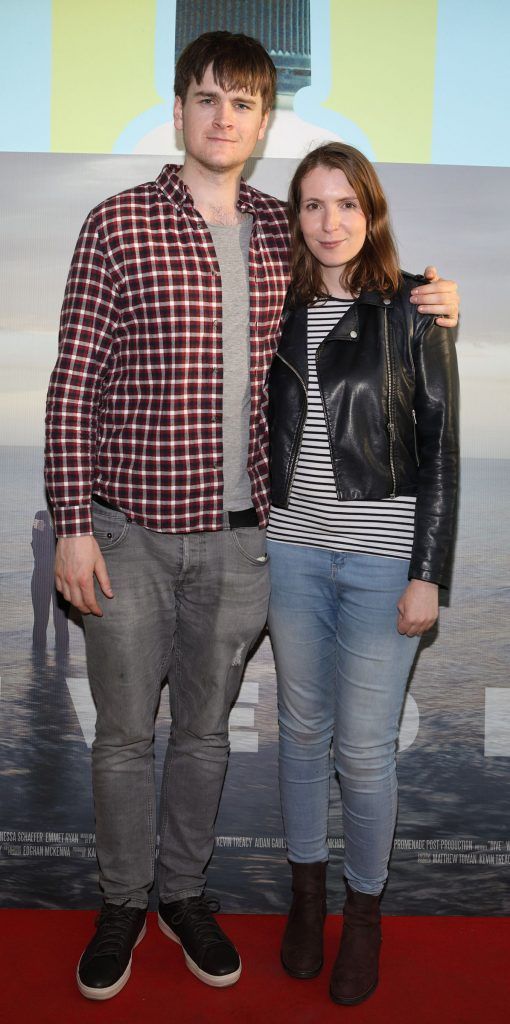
top-left (288, 143), bottom-right (402, 305)
top-left (174, 31), bottom-right (277, 114)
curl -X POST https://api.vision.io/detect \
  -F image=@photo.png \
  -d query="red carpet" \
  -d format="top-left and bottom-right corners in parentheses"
top-left (3, 911), bottom-right (509, 1024)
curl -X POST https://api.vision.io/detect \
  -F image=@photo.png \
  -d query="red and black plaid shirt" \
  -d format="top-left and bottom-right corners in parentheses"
top-left (45, 165), bottom-right (290, 536)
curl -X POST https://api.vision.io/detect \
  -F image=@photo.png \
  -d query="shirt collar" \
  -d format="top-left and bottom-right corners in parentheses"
top-left (155, 164), bottom-right (257, 217)
top-left (237, 178), bottom-right (257, 216)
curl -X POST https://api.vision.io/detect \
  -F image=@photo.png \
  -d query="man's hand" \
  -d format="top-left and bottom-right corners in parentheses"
top-left (410, 265), bottom-right (459, 327)
top-left (397, 579), bottom-right (439, 637)
top-left (55, 535), bottom-right (113, 616)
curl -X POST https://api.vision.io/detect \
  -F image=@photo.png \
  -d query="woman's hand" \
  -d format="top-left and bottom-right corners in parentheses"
top-left (397, 579), bottom-right (439, 636)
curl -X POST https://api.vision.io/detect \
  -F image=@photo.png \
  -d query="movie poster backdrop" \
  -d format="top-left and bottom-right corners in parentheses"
top-left (1, 0), bottom-right (509, 913)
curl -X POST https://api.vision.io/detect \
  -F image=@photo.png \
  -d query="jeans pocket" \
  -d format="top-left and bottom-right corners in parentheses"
top-left (92, 501), bottom-right (130, 551)
top-left (231, 527), bottom-right (269, 566)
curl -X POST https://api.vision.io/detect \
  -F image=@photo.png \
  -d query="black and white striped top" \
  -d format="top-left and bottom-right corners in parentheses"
top-left (268, 297), bottom-right (416, 559)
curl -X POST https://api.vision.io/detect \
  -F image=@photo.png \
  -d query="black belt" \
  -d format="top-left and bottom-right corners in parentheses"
top-left (92, 495), bottom-right (258, 529)
top-left (227, 507), bottom-right (259, 528)
top-left (92, 494), bottom-right (120, 512)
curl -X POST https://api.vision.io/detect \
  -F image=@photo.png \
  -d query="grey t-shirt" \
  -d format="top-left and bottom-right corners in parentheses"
top-left (207, 216), bottom-right (253, 511)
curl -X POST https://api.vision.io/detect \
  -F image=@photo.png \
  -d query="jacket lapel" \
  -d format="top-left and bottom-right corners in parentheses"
top-left (277, 305), bottom-right (309, 385)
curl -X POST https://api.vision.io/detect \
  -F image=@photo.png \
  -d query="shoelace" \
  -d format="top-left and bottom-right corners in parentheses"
top-left (92, 904), bottom-right (143, 956)
top-left (170, 897), bottom-right (225, 947)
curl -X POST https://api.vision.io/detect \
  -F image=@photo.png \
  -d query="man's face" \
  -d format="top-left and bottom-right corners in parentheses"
top-left (174, 64), bottom-right (269, 174)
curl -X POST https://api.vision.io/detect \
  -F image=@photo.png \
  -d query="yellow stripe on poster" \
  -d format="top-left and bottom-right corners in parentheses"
top-left (51, 0), bottom-right (161, 153)
top-left (325, 0), bottom-right (437, 163)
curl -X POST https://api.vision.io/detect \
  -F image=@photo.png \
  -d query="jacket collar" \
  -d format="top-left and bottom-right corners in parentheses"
top-left (325, 290), bottom-right (392, 340)
top-left (278, 290), bottom-right (394, 377)
top-left (357, 288), bottom-right (393, 308)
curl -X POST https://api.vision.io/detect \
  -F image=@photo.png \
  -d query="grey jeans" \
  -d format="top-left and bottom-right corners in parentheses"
top-left (83, 500), bottom-right (270, 908)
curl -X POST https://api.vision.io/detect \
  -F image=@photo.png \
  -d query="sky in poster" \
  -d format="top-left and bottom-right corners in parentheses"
top-left (1, 0), bottom-right (510, 166)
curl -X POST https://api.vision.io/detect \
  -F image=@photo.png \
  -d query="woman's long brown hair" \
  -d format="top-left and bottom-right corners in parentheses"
top-left (288, 143), bottom-right (401, 306)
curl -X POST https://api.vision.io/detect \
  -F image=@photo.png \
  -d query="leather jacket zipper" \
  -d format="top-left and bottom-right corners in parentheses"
top-left (412, 408), bottom-right (420, 466)
top-left (315, 340), bottom-right (341, 499)
top-left (383, 308), bottom-right (397, 498)
top-left (275, 352), bottom-right (308, 503)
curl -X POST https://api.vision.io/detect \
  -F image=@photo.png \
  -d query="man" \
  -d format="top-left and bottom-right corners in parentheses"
top-left (45, 31), bottom-right (459, 1001)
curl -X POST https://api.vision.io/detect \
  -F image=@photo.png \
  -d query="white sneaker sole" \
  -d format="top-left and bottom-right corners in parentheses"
top-left (157, 912), bottom-right (241, 988)
top-left (76, 921), bottom-right (147, 1001)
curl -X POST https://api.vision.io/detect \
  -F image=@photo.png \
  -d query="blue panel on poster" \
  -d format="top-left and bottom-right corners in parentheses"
top-left (433, 0), bottom-right (510, 167)
top-left (0, 0), bottom-right (52, 152)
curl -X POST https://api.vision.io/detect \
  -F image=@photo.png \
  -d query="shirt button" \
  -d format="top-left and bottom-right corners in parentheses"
top-left (350, 330), bottom-right (357, 338)
top-left (383, 298), bottom-right (391, 305)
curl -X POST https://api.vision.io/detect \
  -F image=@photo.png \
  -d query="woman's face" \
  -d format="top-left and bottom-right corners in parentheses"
top-left (298, 166), bottom-right (367, 286)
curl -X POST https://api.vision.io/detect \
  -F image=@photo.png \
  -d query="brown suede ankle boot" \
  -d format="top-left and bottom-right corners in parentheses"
top-left (329, 878), bottom-right (382, 1005)
top-left (281, 861), bottom-right (327, 979)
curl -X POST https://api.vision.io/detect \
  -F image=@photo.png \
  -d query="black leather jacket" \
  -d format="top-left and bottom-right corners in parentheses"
top-left (268, 274), bottom-right (460, 588)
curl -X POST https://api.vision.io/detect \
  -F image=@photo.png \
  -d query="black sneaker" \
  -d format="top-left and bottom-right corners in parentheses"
top-left (158, 896), bottom-right (241, 987)
top-left (77, 903), bottom-right (146, 1000)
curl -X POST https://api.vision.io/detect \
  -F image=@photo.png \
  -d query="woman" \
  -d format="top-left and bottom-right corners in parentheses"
top-left (266, 143), bottom-right (459, 1006)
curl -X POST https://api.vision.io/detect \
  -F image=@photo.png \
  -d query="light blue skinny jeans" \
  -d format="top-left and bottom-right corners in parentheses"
top-left (267, 541), bottom-right (420, 895)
